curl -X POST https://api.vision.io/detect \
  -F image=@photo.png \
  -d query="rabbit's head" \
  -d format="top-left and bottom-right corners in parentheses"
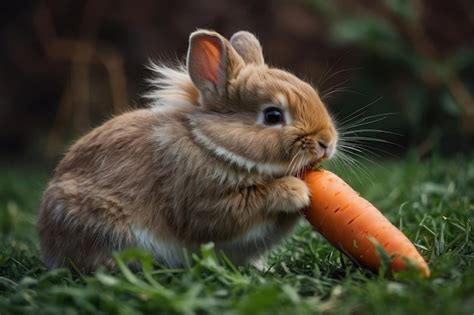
top-left (187, 30), bottom-right (338, 176)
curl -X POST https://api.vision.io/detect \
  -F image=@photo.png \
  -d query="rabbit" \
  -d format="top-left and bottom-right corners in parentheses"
top-left (37, 29), bottom-right (338, 272)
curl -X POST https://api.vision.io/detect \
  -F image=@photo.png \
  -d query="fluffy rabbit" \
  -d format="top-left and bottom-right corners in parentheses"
top-left (38, 30), bottom-right (338, 272)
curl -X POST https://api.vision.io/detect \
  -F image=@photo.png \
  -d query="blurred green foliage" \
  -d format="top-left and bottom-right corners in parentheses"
top-left (309, 0), bottom-right (474, 154)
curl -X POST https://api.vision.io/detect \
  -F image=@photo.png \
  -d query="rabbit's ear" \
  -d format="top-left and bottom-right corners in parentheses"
top-left (187, 30), bottom-right (243, 101)
top-left (230, 31), bottom-right (264, 65)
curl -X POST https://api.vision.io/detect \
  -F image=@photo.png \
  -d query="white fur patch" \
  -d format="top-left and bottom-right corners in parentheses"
top-left (192, 128), bottom-right (287, 176)
top-left (132, 223), bottom-right (278, 267)
top-left (226, 222), bottom-right (274, 248)
top-left (132, 228), bottom-right (185, 267)
top-left (150, 100), bottom-right (192, 114)
top-left (216, 222), bottom-right (278, 265)
top-left (145, 62), bottom-right (195, 110)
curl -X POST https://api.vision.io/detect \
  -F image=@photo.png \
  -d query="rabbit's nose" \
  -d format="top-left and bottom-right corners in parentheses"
top-left (317, 140), bottom-right (336, 159)
top-left (317, 140), bottom-right (328, 150)
top-left (325, 142), bottom-right (336, 159)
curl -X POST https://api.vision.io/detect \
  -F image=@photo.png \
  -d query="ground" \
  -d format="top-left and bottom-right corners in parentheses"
top-left (0, 155), bottom-right (473, 315)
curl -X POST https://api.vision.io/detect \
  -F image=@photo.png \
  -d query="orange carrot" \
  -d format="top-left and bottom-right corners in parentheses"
top-left (303, 169), bottom-right (430, 277)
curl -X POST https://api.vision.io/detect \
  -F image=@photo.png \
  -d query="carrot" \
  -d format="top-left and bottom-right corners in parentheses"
top-left (303, 169), bottom-right (430, 277)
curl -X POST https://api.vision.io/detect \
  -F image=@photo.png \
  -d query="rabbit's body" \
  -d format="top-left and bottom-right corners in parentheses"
top-left (39, 109), bottom-right (299, 270)
top-left (38, 30), bottom-right (338, 272)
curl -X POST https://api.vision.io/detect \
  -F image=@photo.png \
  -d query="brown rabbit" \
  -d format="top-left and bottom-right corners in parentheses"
top-left (37, 30), bottom-right (338, 272)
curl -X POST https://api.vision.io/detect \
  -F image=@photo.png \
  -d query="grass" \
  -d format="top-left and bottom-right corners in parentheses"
top-left (0, 154), bottom-right (473, 314)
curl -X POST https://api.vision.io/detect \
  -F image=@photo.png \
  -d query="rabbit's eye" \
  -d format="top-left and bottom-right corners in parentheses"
top-left (263, 107), bottom-right (284, 125)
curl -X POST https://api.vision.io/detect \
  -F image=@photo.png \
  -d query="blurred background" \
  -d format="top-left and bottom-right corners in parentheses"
top-left (1, 0), bottom-right (473, 164)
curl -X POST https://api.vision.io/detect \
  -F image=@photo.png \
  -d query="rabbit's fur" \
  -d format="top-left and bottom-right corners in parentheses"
top-left (38, 30), bottom-right (338, 272)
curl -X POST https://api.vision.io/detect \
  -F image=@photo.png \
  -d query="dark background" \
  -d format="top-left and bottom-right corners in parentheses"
top-left (1, 0), bottom-right (473, 162)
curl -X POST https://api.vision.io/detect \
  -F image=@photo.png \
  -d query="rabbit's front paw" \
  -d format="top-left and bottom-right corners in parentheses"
top-left (271, 176), bottom-right (310, 213)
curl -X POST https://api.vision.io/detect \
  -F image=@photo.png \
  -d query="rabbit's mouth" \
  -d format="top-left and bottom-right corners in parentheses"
top-left (295, 141), bottom-right (337, 177)
top-left (307, 148), bottom-right (327, 167)
top-left (294, 161), bottom-right (321, 180)
top-left (289, 154), bottom-right (324, 178)
top-left (291, 134), bottom-right (337, 169)
top-left (307, 158), bottom-right (324, 171)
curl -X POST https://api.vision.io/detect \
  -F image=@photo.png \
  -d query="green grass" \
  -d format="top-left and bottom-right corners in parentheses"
top-left (1, 155), bottom-right (473, 315)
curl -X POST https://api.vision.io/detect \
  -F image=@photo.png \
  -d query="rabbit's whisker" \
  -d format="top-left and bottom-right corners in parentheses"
top-left (286, 152), bottom-right (301, 177)
top-left (336, 97), bottom-right (384, 127)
